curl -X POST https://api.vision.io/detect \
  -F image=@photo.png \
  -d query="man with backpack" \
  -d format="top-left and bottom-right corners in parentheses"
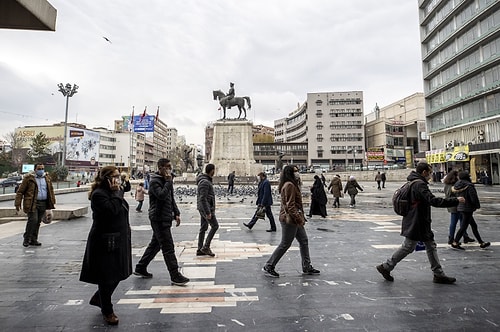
top-left (376, 162), bottom-right (465, 284)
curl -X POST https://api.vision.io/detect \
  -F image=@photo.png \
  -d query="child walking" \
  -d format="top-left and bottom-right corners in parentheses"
top-left (135, 183), bottom-right (146, 212)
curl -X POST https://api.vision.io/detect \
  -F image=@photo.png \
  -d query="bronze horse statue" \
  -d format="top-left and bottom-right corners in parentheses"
top-left (212, 90), bottom-right (251, 119)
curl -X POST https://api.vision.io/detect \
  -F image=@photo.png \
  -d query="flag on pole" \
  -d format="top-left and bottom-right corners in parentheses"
top-left (129, 106), bottom-right (135, 132)
top-left (140, 106), bottom-right (147, 122)
top-left (155, 106), bottom-right (159, 122)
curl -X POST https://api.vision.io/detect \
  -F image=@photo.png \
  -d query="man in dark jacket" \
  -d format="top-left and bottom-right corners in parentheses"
top-left (133, 158), bottom-right (189, 286)
top-left (15, 163), bottom-right (56, 247)
top-left (196, 164), bottom-right (219, 256)
top-left (376, 162), bottom-right (464, 284)
top-left (243, 172), bottom-right (277, 232)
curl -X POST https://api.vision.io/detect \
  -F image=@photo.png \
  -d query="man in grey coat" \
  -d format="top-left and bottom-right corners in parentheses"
top-left (376, 162), bottom-right (464, 284)
top-left (196, 164), bottom-right (219, 257)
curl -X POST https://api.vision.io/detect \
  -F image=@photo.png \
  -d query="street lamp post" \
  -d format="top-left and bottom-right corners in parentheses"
top-left (57, 83), bottom-right (78, 167)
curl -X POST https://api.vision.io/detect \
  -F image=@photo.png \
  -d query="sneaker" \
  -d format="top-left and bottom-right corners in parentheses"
top-left (171, 273), bottom-right (190, 286)
top-left (133, 267), bottom-right (153, 278)
top-left (200, 247), bottom-right (215, 257)
top-left (262, 265), bottom-right (279, 278)
top-left (303, 267), bottom-right (320, 275)
top-left (480, 242), bottom-right (491, 249)
top-left (376, 264), bottom-right (394, 282)
top-left (433, 275), bottom-right (456, 284)
top-left (451, 243), bottom-right (465, 250)
top-left (463, 236), bottom-right (475, 243)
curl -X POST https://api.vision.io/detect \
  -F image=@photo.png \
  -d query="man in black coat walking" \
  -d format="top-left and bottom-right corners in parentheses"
top-left (376, 162), bottom-right (464, 284)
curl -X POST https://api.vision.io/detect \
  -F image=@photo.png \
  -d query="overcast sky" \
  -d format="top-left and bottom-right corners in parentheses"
top-left (1, 0), bottom-right (423, 145)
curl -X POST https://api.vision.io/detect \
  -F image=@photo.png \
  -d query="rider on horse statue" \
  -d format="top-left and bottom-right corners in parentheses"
top-left (222, 82), bottom-right (235, 108)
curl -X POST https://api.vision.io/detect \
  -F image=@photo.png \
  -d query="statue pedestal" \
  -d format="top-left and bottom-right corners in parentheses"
top-left (210, 120), bottom-right (263, 176)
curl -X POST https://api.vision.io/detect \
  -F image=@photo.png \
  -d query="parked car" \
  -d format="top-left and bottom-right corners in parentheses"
top-left (0, 176), bottom-right (22, 187)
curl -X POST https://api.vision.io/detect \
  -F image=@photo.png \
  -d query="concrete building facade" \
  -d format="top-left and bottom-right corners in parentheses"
top-left (419, 0), bottom-right (500, 183)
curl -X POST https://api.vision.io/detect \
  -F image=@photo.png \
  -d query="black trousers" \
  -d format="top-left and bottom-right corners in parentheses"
top-left (94, 281), bottom-right (119, 315)
top-left (136, 220), bottom-right (179, 277)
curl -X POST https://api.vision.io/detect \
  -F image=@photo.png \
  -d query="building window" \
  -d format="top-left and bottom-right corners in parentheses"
top-left (316, 122), bottom-right (323, 130)
top-left (316, 134), bottom-right (323, 142)
top-left (316, 110), bottom-right (323, 117)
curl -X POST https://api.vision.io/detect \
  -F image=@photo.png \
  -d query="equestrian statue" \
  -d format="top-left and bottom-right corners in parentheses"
top-left (212, 82), bottom-right (251, 120)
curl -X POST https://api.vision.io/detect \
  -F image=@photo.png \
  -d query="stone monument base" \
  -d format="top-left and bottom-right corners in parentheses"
top-left (210, 120), bottom-right (263, 177)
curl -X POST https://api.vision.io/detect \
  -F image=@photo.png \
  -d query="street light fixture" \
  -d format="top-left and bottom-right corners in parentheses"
top-left (57, 83), bottom-right (79, 167)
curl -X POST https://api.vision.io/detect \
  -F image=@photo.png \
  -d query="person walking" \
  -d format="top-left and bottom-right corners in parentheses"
top-left (327, 174), bottom-right (343, 208)
top-left (307, 175), bottom-right (327, 218)
top-left (79, 166), bottom-right (132, 325)
top-left (344, 175), bottom-right (363, 208)
top-left (262, 165), bottom-right (320, 278)
top-left (442, 170), bottom-right (474, 245)
top-left (15, 163), bottom-right (56, 247)
top-left (376, 162), bottom-right (464, 284)
top-left (134, 182), bottom-right (146, 212)
top-left (196, 164), bottom-right (219, 257)
top-left (451, 171), bottom-right (491, 250)
top-left (375, 171), bottom-right (382, 190)
top-left (243, 172), bottom-right (277, 232)
top-left (133, 158), bottom-right (190, 286)
top-left (227, 171), bottom-right (236, 194)
top-left (381, 172), bottom-right (387, 188)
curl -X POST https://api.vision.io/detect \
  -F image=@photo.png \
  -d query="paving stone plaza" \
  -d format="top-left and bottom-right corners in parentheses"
top-left (0, 180), bottom-right (499, 331)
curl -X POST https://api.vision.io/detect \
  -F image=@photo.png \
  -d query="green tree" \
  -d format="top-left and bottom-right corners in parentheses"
top-left (51, 165), bottom-right (68, 181)
top-left (27, 132), bottom-right (50, 163)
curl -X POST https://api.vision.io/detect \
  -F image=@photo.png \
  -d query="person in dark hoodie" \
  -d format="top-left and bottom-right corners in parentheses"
top-left (196, 163), bottom-right (219, 257)
top-left (376, 162), bottom-right (464, 284)
top-left (451, 171), bottom-right (491, 250)
top-left (133, 158), bottom-right (190, 286)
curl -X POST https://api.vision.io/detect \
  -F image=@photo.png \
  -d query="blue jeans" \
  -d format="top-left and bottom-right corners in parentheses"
top-left (383, 237), bottom-right (445, 276)
top-left (265, 221), bottom-right (312, 271)
top-left (448, 212), bottom-right (469, 239)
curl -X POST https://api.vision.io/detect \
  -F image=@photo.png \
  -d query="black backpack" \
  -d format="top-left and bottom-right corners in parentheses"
top-left (392, 180), bottom-right (422, 216)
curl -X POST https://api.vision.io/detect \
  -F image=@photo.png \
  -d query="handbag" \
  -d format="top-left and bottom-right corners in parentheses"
top-left (256, 206), bottom-right (266, 219)
top-left (42, 210), bottom-right (53, 224)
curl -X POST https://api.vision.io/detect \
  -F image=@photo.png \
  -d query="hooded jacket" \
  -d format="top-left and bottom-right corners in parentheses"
top-left (328, 176), bottom-right (343, 197)
top-left (197, 173), bottom-right (215, 217)
top-left (401, 171), bottom-right (459, 241)
top-left (452, 178), bottom-right (480, 212)
top-left (147, 172), bottom-right (180, 223)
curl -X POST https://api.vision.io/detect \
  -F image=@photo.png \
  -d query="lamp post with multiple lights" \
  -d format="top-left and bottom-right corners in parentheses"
top-left (57, 83), bottom-right (78, 167)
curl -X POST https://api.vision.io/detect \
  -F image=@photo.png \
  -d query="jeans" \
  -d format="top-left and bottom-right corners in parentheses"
top-left (265, 221), bottom-right (312, 271)
top-left (448, 212), bottom-right (469, 239)
top-left (455, 212), bottom-right (484, 244)
top-left (198, 214), bottom-right (219, 250)
top-left (349, 194), bottom-right (357, 206)
top-left (24, 200), bottom-right (47, 242)
top-left (136, 200), bottom-right (143, 211)
top-left (383, 237), bottom-right (445, 276)
top-left (136, 219), bottom-right (180, 277)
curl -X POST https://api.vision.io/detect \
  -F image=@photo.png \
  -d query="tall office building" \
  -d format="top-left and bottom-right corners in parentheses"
top-left (419, 0), bottom-right (500, 183)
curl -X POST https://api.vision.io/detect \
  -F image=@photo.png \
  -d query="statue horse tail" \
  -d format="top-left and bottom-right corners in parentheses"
top-left (244, 96), bottom-right (251, 109)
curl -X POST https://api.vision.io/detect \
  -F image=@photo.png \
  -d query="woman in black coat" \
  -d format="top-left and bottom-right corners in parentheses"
top-left (308, 175), bottom-right (327, 218)
top-left (80, 166), bottom-right (132, 325)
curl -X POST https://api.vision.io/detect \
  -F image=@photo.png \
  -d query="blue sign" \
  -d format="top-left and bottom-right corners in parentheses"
top-left (133, 115), bottom-right (155, 133)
